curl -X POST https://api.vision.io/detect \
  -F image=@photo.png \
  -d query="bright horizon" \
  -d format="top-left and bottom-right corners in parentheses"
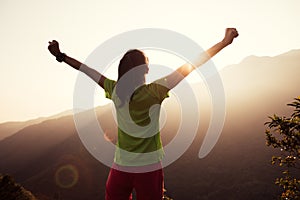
top-left (1, 0), bottom-right (300, 123)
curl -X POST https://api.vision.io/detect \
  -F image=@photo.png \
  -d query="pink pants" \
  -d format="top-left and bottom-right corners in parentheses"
top-left (105, 164), bottom-right (164, 200)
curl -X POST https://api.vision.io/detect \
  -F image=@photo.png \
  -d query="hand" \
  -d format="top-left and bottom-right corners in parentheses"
top-left (48, 40), bottom-right (61, 57)
top-left (222, 28), bottom-right (239, 46)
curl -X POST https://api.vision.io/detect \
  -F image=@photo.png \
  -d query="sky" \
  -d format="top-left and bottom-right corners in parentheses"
top-left (0, 0), bottom-right (300, 123)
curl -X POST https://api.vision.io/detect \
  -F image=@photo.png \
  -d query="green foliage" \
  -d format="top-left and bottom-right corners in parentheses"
top-left (0, 174), bottom-right (37, 200)
top-left (265, 97), bottom-right (300, 200)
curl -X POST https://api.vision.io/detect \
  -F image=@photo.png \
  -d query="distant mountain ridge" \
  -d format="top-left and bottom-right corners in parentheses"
top-left (0, 49), bottom-right (299, 199)
top-left (0, 110), bottom-right (73, 141)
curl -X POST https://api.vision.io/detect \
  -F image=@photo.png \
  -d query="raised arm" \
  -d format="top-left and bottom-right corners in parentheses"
top-left (161, 28), bottom-right (239, 89)
top-left (47, 40), bottom-right (107, 88)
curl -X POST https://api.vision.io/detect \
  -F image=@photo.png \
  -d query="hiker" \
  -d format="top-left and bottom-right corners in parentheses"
top-left (48, 28), bottom-right (238, 200)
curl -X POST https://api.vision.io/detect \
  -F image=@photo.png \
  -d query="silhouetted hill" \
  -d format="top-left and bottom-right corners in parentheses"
top-left (163, 49), bottom-right (300, 199)
top-left (221, 49), bottom-right (300, 105)
top-left (0, 49), bottom-right (299, 199)
top-left (0, 110), bottom-right (73, 141)
top-left (0, 106), bottom-right (113, 200)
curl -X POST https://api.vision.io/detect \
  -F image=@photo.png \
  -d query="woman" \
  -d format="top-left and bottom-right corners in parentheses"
top-left (48, 28), bottom-right (238, 200)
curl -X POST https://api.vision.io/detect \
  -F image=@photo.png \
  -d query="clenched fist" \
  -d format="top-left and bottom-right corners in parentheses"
top-left (48, 40), bottom-right (61, 57)
top-left (222, 28), bottom-right (239, 46)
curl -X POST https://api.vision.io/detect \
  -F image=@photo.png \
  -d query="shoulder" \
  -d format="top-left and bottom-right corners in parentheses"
top-left (146, 79), bottom-right (170, 101)
top-left (104, 78), bottom-right (116, 88)
top-left (103, 78), bottom-right (117, 99)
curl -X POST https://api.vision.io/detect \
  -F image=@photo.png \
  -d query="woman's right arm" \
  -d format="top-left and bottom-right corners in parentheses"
top-left (48, 40), bottom-right (107, 88)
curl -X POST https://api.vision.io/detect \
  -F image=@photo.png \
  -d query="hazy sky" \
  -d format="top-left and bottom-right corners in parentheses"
top-left (1, 0), bottom-right (299, 123)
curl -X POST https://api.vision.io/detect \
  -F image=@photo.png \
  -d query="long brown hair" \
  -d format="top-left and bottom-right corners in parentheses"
top-left (116, 49), bottom-right (148, 107)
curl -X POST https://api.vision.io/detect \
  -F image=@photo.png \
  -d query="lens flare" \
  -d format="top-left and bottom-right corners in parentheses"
top-left (55, 164), bottom-right (79, 189)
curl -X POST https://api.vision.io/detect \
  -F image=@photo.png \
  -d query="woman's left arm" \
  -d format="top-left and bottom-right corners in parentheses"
top-left (161, 28), bottom-right (239, 90)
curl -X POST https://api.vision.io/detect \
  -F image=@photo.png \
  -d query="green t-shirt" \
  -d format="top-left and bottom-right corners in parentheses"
top-left (104, 78), bottom-right (169, 166)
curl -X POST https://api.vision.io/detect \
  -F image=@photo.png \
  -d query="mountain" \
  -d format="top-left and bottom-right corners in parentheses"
top-left (0, 49), bottom-right (299, 199)
top-left (161, 50), bottom-right (300, 199)
top-left (0, 110), bottom-right (73, 141)
top-left (0, 106), bottom-right (113, 200)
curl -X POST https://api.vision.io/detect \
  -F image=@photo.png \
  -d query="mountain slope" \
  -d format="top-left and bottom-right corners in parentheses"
top-left (0, 49), bottom-right (299, 199)
top-left (0, 110), bottom-right (73, 141)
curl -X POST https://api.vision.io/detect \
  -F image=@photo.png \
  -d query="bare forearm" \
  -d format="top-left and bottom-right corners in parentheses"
top-left (193, 28), bottom-right (238, 67)
top-left (192, 40), bottom-right (227, 68)
top-left (63, 56), bottom-right (100, 83)
top-left (161, 41), bottom-right (227, 89)
top-left (47, 40), bottom-right (106, 87)
top-left (63, 55), bottom-right (106, 87)
top-left (206, 41), bottom-right (227, 59)
top-left (162, 28), bottom-right (238, 89)
top-left (64, 55), bottom-right (81, 70)
top-left (172, 41), bottom-right (227, 78)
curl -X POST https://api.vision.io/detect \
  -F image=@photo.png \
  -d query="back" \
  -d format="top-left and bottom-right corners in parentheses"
top-left (103, 78), bottom-right (169, 166)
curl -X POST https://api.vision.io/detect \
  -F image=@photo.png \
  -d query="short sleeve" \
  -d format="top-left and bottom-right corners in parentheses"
top-left (103, 78), bottom-right (116, 99)
top-left (148, 78), bottom-right (170, 102)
